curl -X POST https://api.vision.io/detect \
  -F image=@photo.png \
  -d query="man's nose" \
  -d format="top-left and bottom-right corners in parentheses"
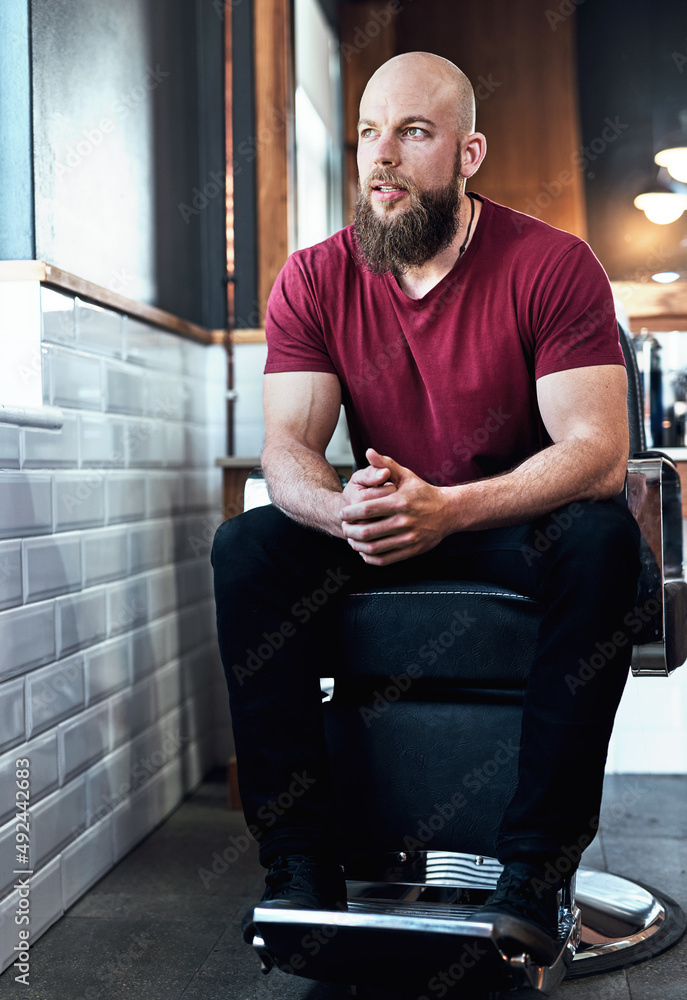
top-left (373, 133), bottom-right (400, 167)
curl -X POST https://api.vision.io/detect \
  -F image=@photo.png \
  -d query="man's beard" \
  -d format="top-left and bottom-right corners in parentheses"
top-left (353, 157), bottom-right (463, 277)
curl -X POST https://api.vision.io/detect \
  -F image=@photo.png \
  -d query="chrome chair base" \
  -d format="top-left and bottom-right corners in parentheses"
top-left (246, 852), bottom-right (686, 996)
top-left (569, 867), bottom-right (686, 977)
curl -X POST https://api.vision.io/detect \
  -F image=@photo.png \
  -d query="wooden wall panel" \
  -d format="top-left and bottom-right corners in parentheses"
top-left (340, 2), bottom-right (398, 221)
top-left (254, 0), bottom-right (294, 322)
top-left (343, 0), bottom-right (587, 238)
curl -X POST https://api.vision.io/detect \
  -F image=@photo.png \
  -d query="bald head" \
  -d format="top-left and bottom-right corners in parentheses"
top-left (360, 52), bottom-right (476, 138)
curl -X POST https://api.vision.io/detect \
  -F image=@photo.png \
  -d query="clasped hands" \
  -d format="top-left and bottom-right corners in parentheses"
top-left (339, 447), bottom-right (452, 566)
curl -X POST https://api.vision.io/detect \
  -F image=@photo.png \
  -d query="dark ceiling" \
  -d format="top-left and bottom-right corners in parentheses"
top-left (338, 0), bottom-right (687, 283)
top-left (577, 0), bottom-right (687, 282)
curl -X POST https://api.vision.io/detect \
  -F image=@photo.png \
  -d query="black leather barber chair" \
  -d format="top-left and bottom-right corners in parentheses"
top-left (241, 323), bottom-right (687, 997)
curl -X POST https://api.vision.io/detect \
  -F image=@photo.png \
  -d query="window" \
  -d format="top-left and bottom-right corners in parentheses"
top-left (294, 0), bottom-right (343, 250)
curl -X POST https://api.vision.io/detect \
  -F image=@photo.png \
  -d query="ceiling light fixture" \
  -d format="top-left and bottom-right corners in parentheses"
top-left (655, 110), bottom-right (687, 183)
top-left (634, 190), bottom-right (687, 225)
top-left (634, 174), bottom-right (687, 224)
top-left (651, 271), bottom-right (681, 283)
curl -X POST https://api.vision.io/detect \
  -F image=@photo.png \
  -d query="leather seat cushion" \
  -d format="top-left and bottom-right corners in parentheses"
top-left (324, 698), bottom-right (523, 859)
top-left (330, 581), bottom-right (542, 688)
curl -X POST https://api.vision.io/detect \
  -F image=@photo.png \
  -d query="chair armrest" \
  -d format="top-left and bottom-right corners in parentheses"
top-left (244, 460), bottom-right (687, 676)
top-left (243, 467), bottom-right (349, 512)
top-left (627, 453), bottom-right (687, 676)
top-left (244, 467), bottom-right (271, 512)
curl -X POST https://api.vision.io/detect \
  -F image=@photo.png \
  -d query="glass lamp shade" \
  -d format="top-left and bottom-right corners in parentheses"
top-left (651, 271), bottom-right (681, 283)
top-left (633, 191), bottom-right (687, 225)
top-left (654, 147), bottom-right (687, 184)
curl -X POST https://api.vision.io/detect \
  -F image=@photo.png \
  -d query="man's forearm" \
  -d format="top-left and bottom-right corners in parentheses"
top-left (261, 440), bottom-right (345, 536)
top-left (442, 437), bottom-right (627, 533)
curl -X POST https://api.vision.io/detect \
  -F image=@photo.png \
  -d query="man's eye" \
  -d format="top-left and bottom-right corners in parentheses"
top-left (359, 128), bottom-right (375, 139)
top-left (405, 127), bottom-right (426, 137)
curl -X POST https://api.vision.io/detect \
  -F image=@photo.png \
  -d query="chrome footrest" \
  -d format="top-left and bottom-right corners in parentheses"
top-left (249, 881), bottom-right (579, 995)
top-left (246, 854), bottom-right (686, 994)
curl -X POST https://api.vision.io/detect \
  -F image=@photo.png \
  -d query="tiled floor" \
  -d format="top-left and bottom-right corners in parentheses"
top-left (0, 772), bottom-right (684, 1000)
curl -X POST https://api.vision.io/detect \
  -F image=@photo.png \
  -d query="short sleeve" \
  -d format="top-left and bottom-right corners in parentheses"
top-left (264, 254), bottom-right (338, 375)
top-left (533, 241), bottom-right (624, 380)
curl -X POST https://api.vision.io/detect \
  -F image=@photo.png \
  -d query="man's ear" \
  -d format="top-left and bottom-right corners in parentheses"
top-left (461, 132), bottom-right (487, 178)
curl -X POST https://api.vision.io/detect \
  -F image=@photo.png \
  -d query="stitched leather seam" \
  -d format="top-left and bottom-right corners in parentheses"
top-left (349, 590), bottom-right (534, 601)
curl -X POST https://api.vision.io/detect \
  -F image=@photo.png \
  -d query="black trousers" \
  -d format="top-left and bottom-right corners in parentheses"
top-left (212, 495), bottom-right (641, 869)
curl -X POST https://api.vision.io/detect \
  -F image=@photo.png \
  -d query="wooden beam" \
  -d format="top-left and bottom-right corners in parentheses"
top-left (0, 260), bottom-right (218, 343)
top-left (339, 2), bottom-right (398, 222)
top-left (394, 0), bottom-right (587, 239)
top-left (231, 327), bottom-right (267, 343)
top-left (254, 0), bottom-right (294, 324)
top-left (612, 280), bottom-right (687, 332)
top-left (225, 0), bottom-right (235, 331)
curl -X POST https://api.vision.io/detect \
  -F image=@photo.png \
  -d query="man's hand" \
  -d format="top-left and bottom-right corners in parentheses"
top-left (341, 459), bottom-right (397, 508)
top-left (341, 448), bottom-right (452, 566)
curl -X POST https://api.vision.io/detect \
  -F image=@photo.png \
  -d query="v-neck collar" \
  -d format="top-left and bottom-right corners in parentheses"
top-left (383, 193), bottom-right (488, 308)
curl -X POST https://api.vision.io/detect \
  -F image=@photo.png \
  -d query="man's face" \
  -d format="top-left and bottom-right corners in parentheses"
top-left (354, 63), bottom-right (465, 274)
top-left (353, 153), bottom-right (462, 276)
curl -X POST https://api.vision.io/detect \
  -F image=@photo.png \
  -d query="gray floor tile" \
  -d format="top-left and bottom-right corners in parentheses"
top-left (178, 922), bottom-right (354, 1000)
top-left (557, 970), bottom-right (631, 999)
top-left (625, 939), bottom-right (687, 1000)
top-left (0, 916), bottom-right (226, 1000)
top-left (601, 835), bottom-right (687, 908)
top-left (599, 775), bottom-right (687, 841)
top-left (0, 772), bottom-right (684, 1000)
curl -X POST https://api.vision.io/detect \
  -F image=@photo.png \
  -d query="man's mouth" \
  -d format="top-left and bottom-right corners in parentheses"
top-left (371, 181), bottom-right (408, 202)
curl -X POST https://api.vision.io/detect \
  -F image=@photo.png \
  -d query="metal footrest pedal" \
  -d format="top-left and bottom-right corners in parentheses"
top-left (245, 852), bottom-right (686, 995)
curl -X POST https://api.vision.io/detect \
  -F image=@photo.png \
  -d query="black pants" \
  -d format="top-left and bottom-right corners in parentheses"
top-left (212, 495), bottom-right (641, 869)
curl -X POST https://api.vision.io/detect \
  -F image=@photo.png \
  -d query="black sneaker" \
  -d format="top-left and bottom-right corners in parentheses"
top-left (242, 854), bottom-right (347, 943)
top-left (472, 861), bottom-right (560, 965)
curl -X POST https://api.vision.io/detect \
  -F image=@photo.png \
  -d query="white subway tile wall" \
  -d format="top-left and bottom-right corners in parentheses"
top-left (233, 342), bottom-right (268, 457)
top-left (0, 287), bottom-right (228, 972)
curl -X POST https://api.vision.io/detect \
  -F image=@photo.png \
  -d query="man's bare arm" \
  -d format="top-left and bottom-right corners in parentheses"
top-left (261, 371), bottom-right (394, 535)
top-left (341, 365), bottom-right (629, 565)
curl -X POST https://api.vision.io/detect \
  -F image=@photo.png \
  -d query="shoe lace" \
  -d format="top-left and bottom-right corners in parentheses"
top-left (265, 856), bottom-right (315, 893)
top-left (491, 868), bottom-right (548, 906)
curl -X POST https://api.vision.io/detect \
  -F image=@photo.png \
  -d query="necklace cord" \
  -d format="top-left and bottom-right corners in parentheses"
top-left (458, 193), bottom-right (476, 259)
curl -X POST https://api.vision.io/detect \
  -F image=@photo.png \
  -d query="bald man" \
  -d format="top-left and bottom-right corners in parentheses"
top-left (213, 52), bottom-right (640, 960)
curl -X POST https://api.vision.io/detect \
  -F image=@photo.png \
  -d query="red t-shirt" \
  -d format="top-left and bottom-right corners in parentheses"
top-left (264, 195), bottom-right (623, 486)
